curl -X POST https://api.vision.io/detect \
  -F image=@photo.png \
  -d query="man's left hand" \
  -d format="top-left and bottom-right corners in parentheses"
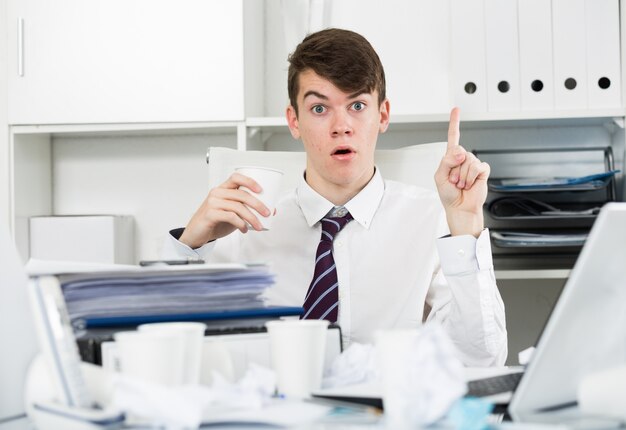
top-left (434, 107), bottom-right (490, 237)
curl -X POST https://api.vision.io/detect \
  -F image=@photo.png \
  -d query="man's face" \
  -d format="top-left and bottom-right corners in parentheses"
top-left (286, 69), bottom-right (390, 201)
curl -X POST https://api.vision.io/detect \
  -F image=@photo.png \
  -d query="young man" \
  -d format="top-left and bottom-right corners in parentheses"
top-left (163, 28), bottom-right (507, 366)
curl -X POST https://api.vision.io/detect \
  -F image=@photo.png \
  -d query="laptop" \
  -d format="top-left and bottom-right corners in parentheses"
top-left (507, 202), bottom-right (626, 422)
top-left (314, 203), bottom-right (626, 424)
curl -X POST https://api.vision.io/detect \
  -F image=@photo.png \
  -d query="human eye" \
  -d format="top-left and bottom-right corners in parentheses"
top-left (351, 101), bottom-right (366, 111)
top-left (311, 104), bottom-right (326, 114)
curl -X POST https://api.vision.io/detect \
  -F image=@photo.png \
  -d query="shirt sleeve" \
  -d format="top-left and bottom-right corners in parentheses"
top-left (160, 228), bottom-right (216, 260)
top-left (426, 228), bottom-right (508, 367)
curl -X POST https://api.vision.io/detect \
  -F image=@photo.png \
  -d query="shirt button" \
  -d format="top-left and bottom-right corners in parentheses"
top-left (336, 241), bottom-right (342, 247)
top-left (457, 249), bottom-right (465, 257)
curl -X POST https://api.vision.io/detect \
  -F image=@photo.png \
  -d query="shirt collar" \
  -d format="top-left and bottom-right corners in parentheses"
top-left (296, 167), bottom-right (385, 229)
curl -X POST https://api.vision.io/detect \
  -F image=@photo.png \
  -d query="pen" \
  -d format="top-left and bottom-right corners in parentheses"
top-left (139, 258), bottom-right (205, 266)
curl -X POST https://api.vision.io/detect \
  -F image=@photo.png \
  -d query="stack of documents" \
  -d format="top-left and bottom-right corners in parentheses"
top-left (27, 261), bottom-right (290, 328)
top-left (491, 231), bottom-right (588, 248)
top-left (488, 170), bottom-right (619, 192)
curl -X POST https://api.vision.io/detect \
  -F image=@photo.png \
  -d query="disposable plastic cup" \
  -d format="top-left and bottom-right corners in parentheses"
top-left (137, 322), bottom-right (207, 385)
top-left (113, 330), bottom-right (186, 386)
top-left (375, 329), bottom-right (420, 426)
top-left (235, 166), bottom-right (284, 230)
top-left (265, 319), bottom-right (329, 398)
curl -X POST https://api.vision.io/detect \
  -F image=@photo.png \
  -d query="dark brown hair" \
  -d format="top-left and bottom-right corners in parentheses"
top-left (287, 28), bottom-right (386, 116)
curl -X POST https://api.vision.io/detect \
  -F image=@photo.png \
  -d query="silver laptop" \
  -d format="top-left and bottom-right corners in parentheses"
top-left (508, 202), bottom-right (626, 422)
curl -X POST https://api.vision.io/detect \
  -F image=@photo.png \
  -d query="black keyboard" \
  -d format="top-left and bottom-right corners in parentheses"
top-left (467, 371), bottom-right (524, 397)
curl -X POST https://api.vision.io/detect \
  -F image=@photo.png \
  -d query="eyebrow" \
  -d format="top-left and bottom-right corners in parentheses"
top-left (303, 90), bottom-right (328, 101)
top-left (302, 90), bottom-right (369, 102)
top-left (347, 91), bottom-right (368, 99)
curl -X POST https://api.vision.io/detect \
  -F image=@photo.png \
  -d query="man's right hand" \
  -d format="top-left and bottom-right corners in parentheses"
top-left (179, 173), bottom-right (271, 249)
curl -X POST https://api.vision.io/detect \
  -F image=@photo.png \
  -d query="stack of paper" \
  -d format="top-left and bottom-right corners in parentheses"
top-left (488, 170), bottom-right (620, 192)
top-left (26, 261), bottom-right (286, 328)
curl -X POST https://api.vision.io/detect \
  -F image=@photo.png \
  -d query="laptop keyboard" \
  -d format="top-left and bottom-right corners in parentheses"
top-left (467, 371), bottom-right (524, 397)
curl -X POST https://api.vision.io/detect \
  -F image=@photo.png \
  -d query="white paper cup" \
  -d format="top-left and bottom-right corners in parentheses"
top-left (137, 322), bottom-right (207, 385)
top-left (200, 339), bottom-right (235, 385)
top-left (375, 329), bottom-right (420, 426)
top-left (265, 319), bottom-right (329, 398)
top-left (113, 330), bottom-right (186, 386)
top-left (235, 166), bottom-right (284, 230)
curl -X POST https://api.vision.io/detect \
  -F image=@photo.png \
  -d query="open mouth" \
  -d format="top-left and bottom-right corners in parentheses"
top-left (332, 147), bottom-right (355, 156)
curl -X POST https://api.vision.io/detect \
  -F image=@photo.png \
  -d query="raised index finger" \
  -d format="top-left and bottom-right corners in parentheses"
top-left (447, 107), bottom-right (461, 151)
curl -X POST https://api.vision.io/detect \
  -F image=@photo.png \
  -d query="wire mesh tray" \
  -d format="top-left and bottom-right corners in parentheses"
top-left (488, 170), bottom-right (618, 193)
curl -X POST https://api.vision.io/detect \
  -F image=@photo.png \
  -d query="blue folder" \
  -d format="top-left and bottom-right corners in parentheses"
top-left (75, 306), bottom-right (304, 329)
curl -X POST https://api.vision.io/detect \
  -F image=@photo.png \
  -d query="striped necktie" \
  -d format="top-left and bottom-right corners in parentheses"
top-left (301, 211), bottom-right (353, 323)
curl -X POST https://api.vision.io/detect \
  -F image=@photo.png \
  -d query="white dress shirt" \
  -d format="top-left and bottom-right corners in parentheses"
top-left (163, 168), bottom-right (507, 366)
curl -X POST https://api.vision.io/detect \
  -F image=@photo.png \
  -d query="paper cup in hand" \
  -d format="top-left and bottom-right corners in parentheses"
top-left (265, 319), bottom-right (329, 398)
top-left (113, 330), bottom-right (186, 387)
top-left (235, 166), bottom-right (284, 230)
top-left (137, 322), bottom-right (207, 385)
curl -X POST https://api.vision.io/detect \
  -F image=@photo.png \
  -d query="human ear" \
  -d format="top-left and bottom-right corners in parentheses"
top-left (379, 99), bottom-right (390, 133)
top-left (286, 105), bottom-right (301, 139)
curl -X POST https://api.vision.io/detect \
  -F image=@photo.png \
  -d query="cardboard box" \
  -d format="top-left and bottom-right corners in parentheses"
top-left (29, 215), bottom-right (134, 264)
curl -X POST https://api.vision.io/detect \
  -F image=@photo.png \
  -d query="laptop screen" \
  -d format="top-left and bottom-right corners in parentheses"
top-left (509, 203), bottom-right (626, 419)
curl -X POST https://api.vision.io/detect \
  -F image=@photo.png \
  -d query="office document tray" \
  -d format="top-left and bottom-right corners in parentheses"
top-left (474, 147), bottom-right (618, 270)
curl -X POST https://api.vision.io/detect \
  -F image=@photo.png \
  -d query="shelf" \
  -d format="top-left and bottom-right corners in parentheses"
top-left (392, 108), bottom-right (625, 124)
top-left (247, 108), bottom-right (626, 133)
top-left (10, 108), bottom-right (624, 138)
top-left (495, 269), bottom-right (571, 280)
top-left (10, 121), bottom-right (242, 138)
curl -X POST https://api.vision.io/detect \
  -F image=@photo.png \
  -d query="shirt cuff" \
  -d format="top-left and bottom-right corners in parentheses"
top-left (161, 228), bottom-right (216, 260)
top-left (436, 228), bottom-right (493, 276)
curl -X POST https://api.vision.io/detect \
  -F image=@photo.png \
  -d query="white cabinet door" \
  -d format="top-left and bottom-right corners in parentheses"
top-left (7, 0), bottom-right (245, 124)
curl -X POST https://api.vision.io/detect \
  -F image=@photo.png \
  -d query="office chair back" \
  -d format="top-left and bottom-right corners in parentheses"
top-left (207, 142), bottom-right (447, 196)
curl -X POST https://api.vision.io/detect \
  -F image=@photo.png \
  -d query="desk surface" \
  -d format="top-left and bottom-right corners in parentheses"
top-left (8, 406), bottom-right (625, 430)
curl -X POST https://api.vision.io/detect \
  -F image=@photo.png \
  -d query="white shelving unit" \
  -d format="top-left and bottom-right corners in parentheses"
top-left (8, 121), bottom-right (242, 261)
top-left (2, 0), bottom-right (625, 281)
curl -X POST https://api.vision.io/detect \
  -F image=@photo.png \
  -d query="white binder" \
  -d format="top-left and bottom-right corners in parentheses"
top-left (552, 0), bottom-right (588, 110)
top-left (484, 0), bottom-right (520, 112)
top-left (585, 0), bottom-right (622, 109)
top-left (450, 0), bottom-right (487, 112)
top-left (518, 0), bottom-right (554, 111)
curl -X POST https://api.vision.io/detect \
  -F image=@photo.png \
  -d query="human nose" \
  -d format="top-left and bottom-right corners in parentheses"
top-left (330, 111), bottom-right (353, 137)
